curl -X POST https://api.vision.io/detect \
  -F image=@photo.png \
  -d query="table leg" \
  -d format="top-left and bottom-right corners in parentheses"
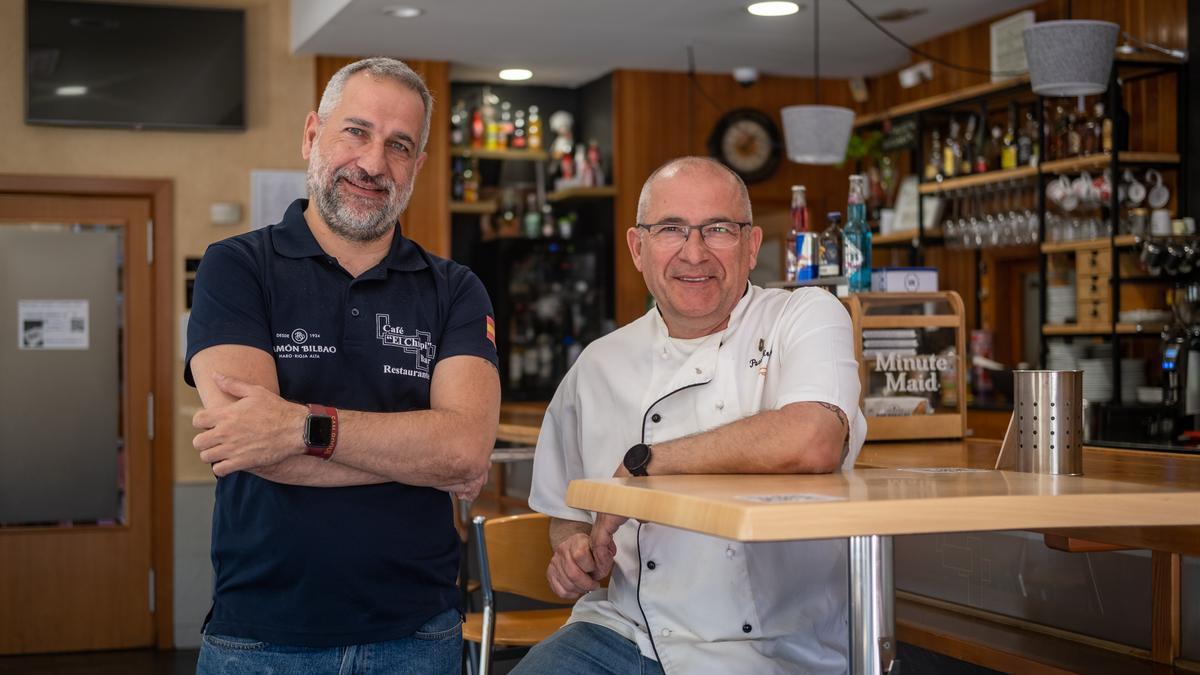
top-left (850, 534), bottom-right (898, 675)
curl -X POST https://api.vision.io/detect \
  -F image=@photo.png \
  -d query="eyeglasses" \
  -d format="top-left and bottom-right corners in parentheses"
top-left (636, 221), bottom-right (752, 250)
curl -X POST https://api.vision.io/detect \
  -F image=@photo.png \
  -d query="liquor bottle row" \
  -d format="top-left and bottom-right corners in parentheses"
top-left (924, 99), bottom-right (1117, 182)
top-left (786, 175), bottom-right (873, 292)
top-left (450, 92), bottom-right (544, 152)
top-left (925, 102), bottom-right (1039, 181)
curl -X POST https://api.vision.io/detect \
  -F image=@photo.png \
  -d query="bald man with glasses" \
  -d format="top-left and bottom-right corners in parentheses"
top-left (517, 157), bottom-right (867, 674)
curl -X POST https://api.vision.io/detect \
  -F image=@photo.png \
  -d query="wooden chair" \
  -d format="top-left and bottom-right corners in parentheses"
top-left (463, 513), bottom-right (575, 675)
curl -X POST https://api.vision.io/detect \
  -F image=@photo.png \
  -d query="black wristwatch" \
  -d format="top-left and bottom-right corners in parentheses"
top-left (623, 443), bottom-right (652, 477)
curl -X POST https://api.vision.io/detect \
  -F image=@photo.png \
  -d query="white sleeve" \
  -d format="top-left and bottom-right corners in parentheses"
top-left (528, 366), bottom-right (594, 523)
top-left (771, 290), bottom-right (866, 466)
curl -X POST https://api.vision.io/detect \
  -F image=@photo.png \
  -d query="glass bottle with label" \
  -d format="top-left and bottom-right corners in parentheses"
top-left (1094, 102), bottom-right (1111, 153)
top-left (960, 115), bottom-right (977, 176)
top-left (925, 130), bottom-right (943, 182)
top-left (1019, 107), bottom-right (1037, 166)
top-left (1001, 103), bottom-right (1018, 170)
top-left (943, 117), bottom-right (962, 179)
top-left (818, 212), bottom-right (843, 279)
top-left (527, 106), bottom-right (543, 150)
top-left (844, 175), bottom-right (872, 292)
top-left (788, 186), bottom-right (816, 281)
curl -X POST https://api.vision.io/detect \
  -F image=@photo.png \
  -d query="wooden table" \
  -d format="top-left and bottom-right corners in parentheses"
top-left (566, 469), bottom-right (1200, 675)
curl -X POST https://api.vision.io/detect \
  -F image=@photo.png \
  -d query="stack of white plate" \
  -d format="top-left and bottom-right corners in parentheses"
top-left (1046, 342), bottom-right (1083, 370)
top-left (1118, 308), bottom-right (1172, 324)
top-left (1079, 357), bottom-right (1113, 402)
top-left (1046, 285), bottom-right (1076, 325)
top-left (1120, 359), bottom-right (1145, 402)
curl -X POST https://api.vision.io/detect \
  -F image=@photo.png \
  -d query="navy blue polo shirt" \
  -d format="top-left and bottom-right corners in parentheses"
top-left (185, 199), bottom-right (497, 647)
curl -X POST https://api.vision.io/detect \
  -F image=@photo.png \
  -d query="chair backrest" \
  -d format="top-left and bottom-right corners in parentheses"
top-left (478, 513), bottom-right (572, 606)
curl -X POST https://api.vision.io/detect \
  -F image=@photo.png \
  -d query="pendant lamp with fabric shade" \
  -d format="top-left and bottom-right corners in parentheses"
top-left (781, 0), bottom-right (855, 165)
top-left (1022, 20), bottom-right (1120, 96)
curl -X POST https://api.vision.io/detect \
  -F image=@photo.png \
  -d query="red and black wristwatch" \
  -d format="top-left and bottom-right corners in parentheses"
top-left (303, 404), bottom-right (339, 460)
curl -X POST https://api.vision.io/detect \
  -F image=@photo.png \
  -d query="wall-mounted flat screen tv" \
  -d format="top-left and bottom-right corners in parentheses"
top-left (26, 0), bottom-right (245, 131)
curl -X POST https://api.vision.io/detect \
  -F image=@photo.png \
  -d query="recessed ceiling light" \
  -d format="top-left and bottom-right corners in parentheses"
top-left (498, 68), bottom-right (533, 81)
top-left (55, 85), bottom-right (87, 96)
top-left (747, 1), bottom-right (800, 17)
top-left (383, 6), bottom-right (424, 18)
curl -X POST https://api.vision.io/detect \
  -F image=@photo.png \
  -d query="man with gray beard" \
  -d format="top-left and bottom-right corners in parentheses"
top-left (185, 57), bottom-right (500, 674)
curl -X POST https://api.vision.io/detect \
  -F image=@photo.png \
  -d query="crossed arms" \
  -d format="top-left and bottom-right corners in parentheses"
top-left (190, 344), bottom-right (500, 496)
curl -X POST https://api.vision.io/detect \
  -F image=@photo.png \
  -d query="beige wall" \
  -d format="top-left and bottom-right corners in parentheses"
top-left (0, 0), bottom-right (315, 483)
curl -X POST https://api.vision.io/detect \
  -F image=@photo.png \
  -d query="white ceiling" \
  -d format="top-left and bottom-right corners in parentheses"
top-left (291, 0), bottom-right (1036, 87)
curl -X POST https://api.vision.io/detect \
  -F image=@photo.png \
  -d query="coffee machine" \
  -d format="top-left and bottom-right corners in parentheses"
top-left (1163, 282), bottom-right (1200, 416)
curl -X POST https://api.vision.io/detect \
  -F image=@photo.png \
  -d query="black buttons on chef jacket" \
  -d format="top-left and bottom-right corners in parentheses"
top-left (350, 308), bottom-right (360, 317)
top-left (742, 623), bottom-right (752, 633)
top-left (646, 560), bottom-right (656, 570)
top-left (651, 413), bottom-right (662, 423)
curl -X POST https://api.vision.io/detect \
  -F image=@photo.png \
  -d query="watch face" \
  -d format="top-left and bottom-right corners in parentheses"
top-left (624, 443), bottom-right (651, 474)
top-left (305, 415), bottom-right (333, 447)
top-left (707, 108), bottom-right (782, 184)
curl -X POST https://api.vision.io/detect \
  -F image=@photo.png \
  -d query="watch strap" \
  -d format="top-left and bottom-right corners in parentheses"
top-left (304, 404), bottom-right (339, 460)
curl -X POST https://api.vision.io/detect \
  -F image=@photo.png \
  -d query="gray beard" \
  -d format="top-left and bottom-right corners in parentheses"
top-left (307, 163), bottom-right (413, 243)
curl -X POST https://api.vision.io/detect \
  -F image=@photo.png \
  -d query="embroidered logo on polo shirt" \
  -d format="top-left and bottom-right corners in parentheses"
top-left (376, 314), bottom-right (436, 378)
top-left (273, 328), bottom-right (337, 359)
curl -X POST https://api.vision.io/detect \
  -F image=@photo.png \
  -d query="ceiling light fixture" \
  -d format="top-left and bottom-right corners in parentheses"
top-left (382, 6), bottom-right (424, 18)
top-left (1023, 20), bottom-right (1118, 96)
top-left (747, 2), bottom-right (800, 17)
top-left (780, 0), bottom-right (854, 165)
top-left (55, 85), bottom-right (87, 96)
top-left (498, 68), bottom-right (533, 81)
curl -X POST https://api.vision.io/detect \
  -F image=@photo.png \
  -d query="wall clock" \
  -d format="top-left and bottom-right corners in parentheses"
top-left (707, 108), bottom-right (783, 184)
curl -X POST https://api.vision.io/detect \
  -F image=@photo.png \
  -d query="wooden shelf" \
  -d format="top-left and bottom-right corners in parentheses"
top-left (450, 147), bottom-right (548, 161)
top-left (919, 166), bottom-right (1037, 194)
top-left (1040, 151), bottom-right (1180, 175)
top-left (1039, 234), bottom-right (1148, 253)
top-left (872, 228), bottom-right (944, 247)
top-left (854, 76), bottom-right (1030, 128)
top-left (449, 199), bottom-right (497, 214)
top-left (1115, 322), bottom-right (1169, 335)
top-left (1042, 322), bottom-right (1169, 336)
top-left (546, 186), bottom-right (616, 202)
top-left (1042, 323), bottom-right (1112, 336)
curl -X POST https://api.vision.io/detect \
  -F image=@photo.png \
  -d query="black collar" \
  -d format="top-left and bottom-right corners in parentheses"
top-left (271, 199), bottom-right (428, 272)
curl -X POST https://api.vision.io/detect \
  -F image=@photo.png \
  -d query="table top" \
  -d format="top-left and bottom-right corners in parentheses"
top-left (565, 468), bottom-right (1200, 542)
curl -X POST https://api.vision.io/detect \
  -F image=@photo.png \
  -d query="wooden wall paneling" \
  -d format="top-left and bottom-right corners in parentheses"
top-left (1150, 550), bottom-right (1181, 664)
top-left (314, 56), bottom-right (451, 257)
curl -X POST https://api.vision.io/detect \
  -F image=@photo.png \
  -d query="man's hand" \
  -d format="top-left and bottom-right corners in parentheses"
top-left (588, 512), bottom-right (627, 579)
top-left (434, 465), bottom-right (491, 501)
top-left (547, 532), bottom-right (603, 600)
top-left (193, 372), bottom-right (307, 477)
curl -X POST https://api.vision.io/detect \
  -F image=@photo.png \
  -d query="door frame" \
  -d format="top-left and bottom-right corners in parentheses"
top-left (0, 174), bottom-right (175, 649)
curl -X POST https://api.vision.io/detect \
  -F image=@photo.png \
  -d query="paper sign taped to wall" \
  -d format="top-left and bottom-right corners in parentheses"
top-left (18, 300), bottom-right (89, 350)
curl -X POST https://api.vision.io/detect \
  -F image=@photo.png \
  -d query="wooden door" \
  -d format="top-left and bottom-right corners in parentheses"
top-left (0, 193), bottom-right (156, 653)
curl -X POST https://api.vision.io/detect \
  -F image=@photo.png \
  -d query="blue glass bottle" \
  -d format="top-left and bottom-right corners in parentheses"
top-left (843, 174), bottom-right (873, 292)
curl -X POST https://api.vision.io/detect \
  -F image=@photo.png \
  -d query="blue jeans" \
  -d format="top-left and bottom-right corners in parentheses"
top-left (511, 621), bottom-right (664, 675)
top-left (196, 607), bottom-right (462, 675)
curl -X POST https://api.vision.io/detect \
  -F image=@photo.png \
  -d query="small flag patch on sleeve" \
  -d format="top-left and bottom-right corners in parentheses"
top-left (485, 315), bottom-right (496, 347)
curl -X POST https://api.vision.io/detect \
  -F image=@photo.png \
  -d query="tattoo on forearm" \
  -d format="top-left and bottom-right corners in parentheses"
top-left (814, 401), bottom-right (848, 431)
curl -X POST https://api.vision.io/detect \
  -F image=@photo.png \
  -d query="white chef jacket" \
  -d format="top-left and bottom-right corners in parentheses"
top-left (530, 284), bottom-right (866, 674)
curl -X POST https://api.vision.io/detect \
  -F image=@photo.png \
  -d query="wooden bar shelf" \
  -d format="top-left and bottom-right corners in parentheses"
top-left (918, 166), bottom-right (1037, 194)
top-left (546, 186), bottom-right (616, 202)
top-left (450, 147), bottom-right (549, 161)
top-left (1040, 152), bottom-right (1180, 175)
top-left (449, 199), bottom-right (498, 214)
top-left (1042, 322), bottom-right (1170, 336)
top-left (854, 76), bottom-right (1030, 128)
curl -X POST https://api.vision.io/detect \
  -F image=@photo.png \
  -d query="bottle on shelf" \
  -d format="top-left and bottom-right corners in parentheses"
top-left (788, 186), bottom-right (816, 282)
top-left (470, 107), bottom-right (484, 149)
top-left (1066, 103), bottom-right (1082, 157)
top-left (943, 117), bottom-right (962, 179)
top-left (818, 212), bottom-right (843, 279)
top-left (450, 100), bottom-right (468, 147)
top-left (1081, 101), bottom-right (1098, 156)
top-left (499, 101), bottom-right (513, 148)
top-left (1001, 103), bottom-right (1018, 170)
top-left (461, 158), bottom-right (479, 203)
top-left (1049, 103), bottom-right (1067, 160)
top-left (1019, 107), bottom-right (1038, 166)
top-left (1095, 102), bottom-right (1112, 154)
top-left (986, 125), bottom-right (1003, 172)
top-left (844, 175), bottom-right (872, 292)
top-left (482, 88), bottom-right (499, 150)
top-left (925, 129), bottom-right (943, 181)
top-left (511, 109), bottom-right (528, 149)
top-left (527, 105), bottom-right (543, 150)
top-left (960, 115), bottom-right (977, 176)
top-left (522, 192), bottom-right (541, 238)
top-left (451, 157), bottom-right (465, 201)
top-left (973, 121), bottom-right (989, 174)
